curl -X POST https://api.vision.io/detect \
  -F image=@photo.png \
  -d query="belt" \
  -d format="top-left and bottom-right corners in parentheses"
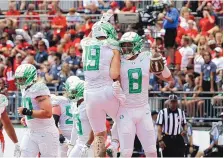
top-left (163, 134), bottom-right (181, 139)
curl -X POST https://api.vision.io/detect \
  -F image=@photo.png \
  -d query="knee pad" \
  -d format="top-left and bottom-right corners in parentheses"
top-left (94, 136), bottom-right (106, 157)
top-left (120, 149), bottom-right (133, 157)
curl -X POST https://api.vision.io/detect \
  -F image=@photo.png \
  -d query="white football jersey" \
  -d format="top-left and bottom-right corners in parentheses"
top-left (21, 82), bottom-right (55, 130)
top-left (120, 51), bottom-right (152, 108)
top-left (73, 101), bottom-right (92, 144)
top-left (81, 38), bottom-right (119, 89)
top-left (51, 95), bottom-right (73, 138)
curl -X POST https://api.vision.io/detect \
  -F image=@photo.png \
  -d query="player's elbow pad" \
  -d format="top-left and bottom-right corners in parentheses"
top-left (161, 66), bottom-right (171, 78)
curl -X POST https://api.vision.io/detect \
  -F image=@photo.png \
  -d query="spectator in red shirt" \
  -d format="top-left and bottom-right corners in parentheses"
top-left (121, 0), bottom-right (136, 12)
top-left (3, 58), bottom-right (17, 91)
top-left (81, 17), bottom-right (93, 37)
top-left (48, 4), bottom-right (57, 21)
top-left (5, 3), bottom-right (20, 18)
top-left (24, 3), bottom-right (40, 25)
top-left (14, 35), bottom-right (30, 50)
top-left (52, 10), bottom-right (67, 38)
top-left (175, 25), bottom-right (186, 46)
top-left (185, 20), bottom-right (198, 38)
top-left (13, 53), bottom-right (22, 71)
top-left (199, 7), bottom-right (215, 33)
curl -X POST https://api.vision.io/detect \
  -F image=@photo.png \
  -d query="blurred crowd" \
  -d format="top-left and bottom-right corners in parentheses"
top-left (0, 0), bottom-right (223, 117)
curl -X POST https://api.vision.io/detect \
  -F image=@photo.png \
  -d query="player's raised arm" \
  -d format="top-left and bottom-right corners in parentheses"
top-left (110, 49), bottom-right (121, 80)
top-left (149, 53), bottom-right (174, 86)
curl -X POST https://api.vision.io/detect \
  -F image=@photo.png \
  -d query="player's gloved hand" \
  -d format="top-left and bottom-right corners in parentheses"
top-left (59, 134), bottom-right (65, 144)
top-left (80, 144), bottom-right (90, 157)
top-left (14, 143), bottom-right (21, 158)
top-left (112, 81), bottom-right (126, 106)
top-left (67, 142), bottom-right (74, 157)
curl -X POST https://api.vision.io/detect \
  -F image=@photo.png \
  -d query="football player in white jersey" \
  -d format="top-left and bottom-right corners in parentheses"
top-left (0, 94), bottom-right (21, 157)
top-left (64, 76), bottom-right (94, 157)
top-left (117, 32), bottom-right (174, 157)
top-left (15, 64), bottom-right (59, 157)
top-left (81, 21), bottom-right (125, 157)
top-left (51, 94), bottom-right (73, 157)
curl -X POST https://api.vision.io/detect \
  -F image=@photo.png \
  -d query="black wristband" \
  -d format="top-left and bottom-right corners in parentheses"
top-left (158, 139), bottom-right (163, 143)
top-left (22, 108), bottom-right (33, 116)
top-left (85, 143), bottom-right (91, 148)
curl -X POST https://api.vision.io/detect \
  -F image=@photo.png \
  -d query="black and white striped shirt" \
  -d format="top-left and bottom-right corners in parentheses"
top-left (156, 108), bottom-right (187, 136)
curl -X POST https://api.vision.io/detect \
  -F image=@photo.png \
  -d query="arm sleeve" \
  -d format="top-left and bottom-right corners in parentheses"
top-left (53, 114), bottom-right (60, 128)
top-left (182, 111), bottom-right (187, 125)
top-left (156, 110), bottom-right (164, 125)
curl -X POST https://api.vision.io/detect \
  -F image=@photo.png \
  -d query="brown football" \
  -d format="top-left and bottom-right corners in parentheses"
top-left (150, 53), bottom-right (164, 74)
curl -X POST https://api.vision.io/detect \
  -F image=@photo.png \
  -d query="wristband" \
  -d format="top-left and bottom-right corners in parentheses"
top-left (22, 108), bottom-right (33, 116)
top-left (85, 143), bottom-right (91, 148)
top-left (158, 139), bottom-right (163, 143)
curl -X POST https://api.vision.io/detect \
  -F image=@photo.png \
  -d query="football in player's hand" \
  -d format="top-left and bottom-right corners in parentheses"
top-left (150, 53), bottom-right (164, 74)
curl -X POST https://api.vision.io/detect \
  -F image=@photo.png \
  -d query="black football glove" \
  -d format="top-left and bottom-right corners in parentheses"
top-left (59, 134), bottom-right (65, 144)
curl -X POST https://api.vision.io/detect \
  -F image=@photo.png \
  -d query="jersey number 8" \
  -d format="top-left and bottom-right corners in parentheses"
top-left (128, 68), bottom-right (142, 94)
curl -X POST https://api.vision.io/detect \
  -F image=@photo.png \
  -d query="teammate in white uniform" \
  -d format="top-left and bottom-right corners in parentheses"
top-left (0, 94), bottom-right (21, 157)
top-left (64, 76), bottom-right (94, 157)
top-left (51, 94), bottom-right (73, 157)
top-left (81, 21), bottom-right (125, 157)
top-left (117, 32), bottom-right (174, 157)
top-left (15, 64), bottom-right (59, 157)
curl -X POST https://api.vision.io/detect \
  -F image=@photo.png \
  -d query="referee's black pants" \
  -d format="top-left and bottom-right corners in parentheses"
top-left (162, 134), bottom-right (185, 157)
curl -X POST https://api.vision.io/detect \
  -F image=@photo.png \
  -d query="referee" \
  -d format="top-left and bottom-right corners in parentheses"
top-left (156, 94), bottom-right (187, 157)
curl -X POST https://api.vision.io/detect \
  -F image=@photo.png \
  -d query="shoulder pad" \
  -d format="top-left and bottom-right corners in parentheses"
top-left (81, 37), bottom-right (99, 47)
top-left (104, 38), bottom-right (120, 50)
top-left (29, 82), bottom-right (50, 98)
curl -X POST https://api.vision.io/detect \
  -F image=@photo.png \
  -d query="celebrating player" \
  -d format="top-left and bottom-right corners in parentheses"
top-left (0, 94), bottom-right (21, 157)
top-left (81, 20), bottom-right (125, 157)
top-left (51, 94), bottom-right (73, 157)
top-left (64, 76), bottom-right (94, 157)
top-left (15, 64), bottom-right (59, 157)
top-left (117, 32), bottom-right (174, 157)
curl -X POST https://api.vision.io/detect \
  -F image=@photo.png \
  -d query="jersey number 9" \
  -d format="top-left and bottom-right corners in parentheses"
top-left (83, 45), bottom-right (100, 71)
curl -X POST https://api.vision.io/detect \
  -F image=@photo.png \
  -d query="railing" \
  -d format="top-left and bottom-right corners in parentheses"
top-left (0, 0), bottom-right (152, 12)
top-left (6, 91), bottom-right (223, 122)
top-left (1, 13), bottom-right (223, 33)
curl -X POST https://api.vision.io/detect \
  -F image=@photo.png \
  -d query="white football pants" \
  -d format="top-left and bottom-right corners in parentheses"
top-left (85, 85), bottom-right (120, 134)
top-left (20, 127), bottom-right (59, 157)
top-left (116, 105), bottom-right (157, 157)
top-left (68, 144), bottom-right (94, 158)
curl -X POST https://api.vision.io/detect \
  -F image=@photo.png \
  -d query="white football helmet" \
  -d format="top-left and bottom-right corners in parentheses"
top-left (119, 32), bottom-right (143, 60)
top-left (15, 64), bottom-right (37, 90)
